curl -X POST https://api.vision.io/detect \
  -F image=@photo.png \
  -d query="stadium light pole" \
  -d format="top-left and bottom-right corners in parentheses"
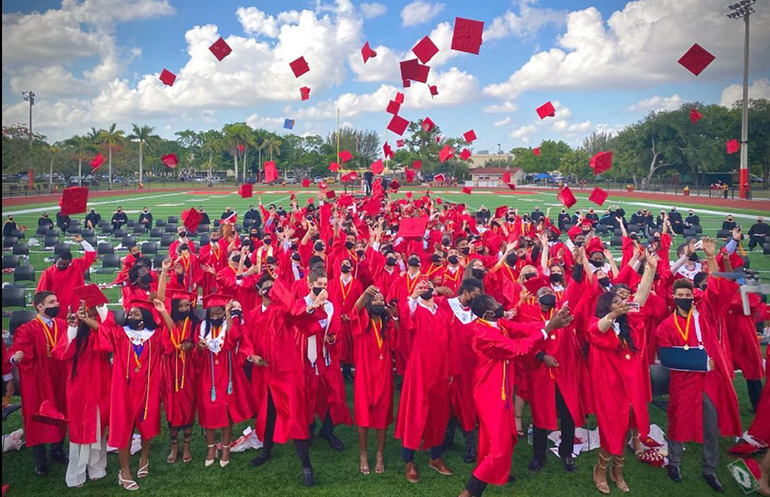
top-left (726, 0), bottom-right (756, 199)
top-left (21, 91), bottom-right (35, 150)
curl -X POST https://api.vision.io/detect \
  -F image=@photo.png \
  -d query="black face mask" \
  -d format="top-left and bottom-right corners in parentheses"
top-left (291, 253), bottom-right (301, 262)
top-left (44, 306), bottom-right (60, 318)
top-left (126, 318), bottom-right (143, 330)
top-left (132, 252), bottom-right (141, 258)
top-left (172, 309), bottom-right (190, 321)
top-left (370, 304), bottom-right (386, 316)
top-left (491, 306), bottom-right (504, 320)
top-left (261, 286), bottom-right (272, 297)
top-left (574, 240), bottom-right (585, 248)
top-left (179, 231), bottom-right (187, 238)
top-left (472, 268), bottom-right (485, 279)
top-left (675, 297), bottom-right (693, 313)
top-left (386, 257), bottom-right (397, 266)
top-left (340, 265), bottom-right (351, 273)
top-left (263, 238), bottom-right (271, 245)
top-left (539, 294), bottom-right (557, 308)
top-left (448, 255), bottom-right (459, 265)
top-left (211, 239), bottom-right (220, 245)
top-left (408, 257), bottom-right (420, 267)
top-left (549, 273), bottom-right (563, 284)
top-left (524, 273), bottom-right (537, 280)
top-left (140, 273), bottom-right (153, 284)
top-left (210, 318), bottom-right (224, 328)
top-left (431, 254), bottom-right (441, 264)
top-left (460, 247), bottom-right (470, 255)
top-left (689, 253), bottom-right (699, 262)
top-left (231, 255), bottom-right (240, 264)
top-left (345, 241), bottom-right (355, 250)
top-left (598, 276), bottom-right (611, 287)
top-left (420, 288), bottom-right (434, 300)
top-left (312, 287), bottom-right (324, 296)
top-left (57, 264), bottom-right (69, 271)
top-left (356, 249), bottom-right (364, 257)
top-left (314, 242), bottom-right (324, 252)
top-left (505, 253), bottom-right (517, 267)
top-left (590, 259), bottom-right (604, 268)
top-left (230, 309), bottom-right (242, 319)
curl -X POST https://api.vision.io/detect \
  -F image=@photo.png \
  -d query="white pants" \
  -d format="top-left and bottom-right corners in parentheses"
top-left (66, 409), bottom-right (107, 487)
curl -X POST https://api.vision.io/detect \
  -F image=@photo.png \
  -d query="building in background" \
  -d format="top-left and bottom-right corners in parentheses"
top-left (468, 167), bottom-right (524, 187)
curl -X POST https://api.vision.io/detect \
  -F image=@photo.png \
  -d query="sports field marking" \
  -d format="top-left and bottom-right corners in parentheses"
top-left (4, 191), bottom-right (194, 215)
top-left (621, 201), bottom-right (759, 220)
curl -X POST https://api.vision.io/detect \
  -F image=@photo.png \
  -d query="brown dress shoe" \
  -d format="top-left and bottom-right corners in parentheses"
top-left (429, 458), bottom-right (453, 476)
top-left (405, 462), bottom-right (419, 483)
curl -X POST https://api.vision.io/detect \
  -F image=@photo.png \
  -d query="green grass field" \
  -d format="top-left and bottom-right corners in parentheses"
top-left (2, 187), bottom-right (767, 496)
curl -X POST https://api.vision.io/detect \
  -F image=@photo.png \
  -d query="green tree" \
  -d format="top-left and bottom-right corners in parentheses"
top-left (559, 148), bottom-right (592, 179)
top-left (128, 124), bottom-right (159, 184)
top-left (47, 144), bottom-right (62, 192)
top-left (99, 123), bottom-right (125, 189)
top-left (201, 130), bottom-right (224, 186)
top-left (64, 135), bottom-right (96, 186)
top-left (513, 140), bottom-right (571, 174)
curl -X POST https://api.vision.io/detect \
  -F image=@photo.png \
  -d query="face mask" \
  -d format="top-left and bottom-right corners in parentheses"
top-left (263, 238), bottom-right (272, 245)
top-left (126, 318), bottom-right (143, 330)
top-left (345, 241), bottom-right (355, 250)
top-left (179, 231), bottom-right (187, 238)
top-left (340, 265), bottom-right (351, 273)
top-left (492, 306), bottom-right (505, 319)
top-left (261, 286), bottom-right (272, 297)
top-left (356, 249), bottom-right (364, 258)
top-left (539, 294), bottom-right (557, 308)
top-left (230, 309), bottom-right (242, 319)
top-left (472, 268), bottom-right (485, 279)
top-left (132, 252), bottom-right (141, 258)
top-left (448, 255), bottom-right (459, 265)
top-left (408, 257), bottom-right (420, 267)
top-left (505, 253), bottom-right (518, 267)
top-left (460, 247), bottom-right (470, 255)
top-left (574, 240), bottom-right (585, 248)
top-left (44, 306), bottom-right (60, 318)
top-left (370, 304), bottom-right (386, 316)
top-left (386, 257), bottom-right (397, 266)
top-left (598, 276), bottom-right (611, 287)
top-left (689, 253), bottom-right (699, 262)
top-left (549, 273), bottom-right (563, 284)
top-left (314, 242), bottom-right (324, 252)
top-left (590, 259), bottom-right (604, 268)
top-left (420, 288), bottom-right (434, 300)
top-left (312, 287), bottom-right (324, 296)
top-left (140, 273), bottom-right (153, 284)
top-left (210, 318), bottom-right (224, 328)
top-left (231, 255), bottom-right (240, 264)
top-left (524, 273), bottom-right (537, 280)
top-left (291, 253), bottom-right (301, 262)
top-left (675, 297), bottom-right (693, 313)
top-left (57, 264), bottom-right (69, 271)
top-left (431, 254), bottom-right (441, 263)
top-left (172, 310), bottom-right (190, 321)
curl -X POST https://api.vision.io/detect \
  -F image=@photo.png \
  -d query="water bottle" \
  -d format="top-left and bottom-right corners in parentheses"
top-left (527, 425), bottom-right (533, 445)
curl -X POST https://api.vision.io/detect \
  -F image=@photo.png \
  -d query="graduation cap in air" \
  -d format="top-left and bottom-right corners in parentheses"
top-left (439, 145), bottom-right (454, 163)
top-left (507, 182), bottom-right (516, 190)
top-left (74, 284), bottom-right (109, 308)
top-left (689, 108), bottom-right (703, 124)
top-left (396, 139), bottom-right (404, 147)
top-left (523, 276), bottom-right (550, 295)
top-left (162, 153), bottom-right (179, 168)
top-left (159, 69), bottom-right (176, 87)
top-left (387, 100), bottom-right (401, 115)
top-left (33, 400), bottom-right (68, 428)
top-left (289, 56), bottom-right (310, 78)
top-left (325, 190), bottom-right (337, 199)
top-left (209, 37), bottom-right (232, 61)
top-left (348, 171), bottom-right (359, 181)
top-left (203, 293), bottom-right (231, 309)
top-left (463, 129), bottom-right (476, 142)
top-left (434, 173), bottom-right (445, 183)
top-left (588, 187), bottom-right (608, 206)
top-left (421, 118), bottom-right (435, 133)
top-left (338, 194), bottom-right (354, 208)
top-left (394, 92), bottom-right (405, 104)
top-left (387, 115), bottom-right (409, 135)
top-left (389, 179), bottom-right (401, 192)
top-left (536, 101), bottom-right (556, 119)
top-left (400, 58), bottom-right (430, 84)
top-left (398, 216), bottom-right (428, 238)
top-left (502, 171), bottom-right (511, 184)
top-left (412, 160), bottom-right (422, 170)
top-left (678, 43), bottom-right (715, 76)
top-left (361, 41), bottom-right (377, 63)
top-left (451, 17), bottom-right (484, 54)
top-left (319, 181), bottom-right (327, 189)
top-left (405, 168), bottom-right (416, 183)
top-left (589, 151), bottom-right (613, 175)
top-left (182, 207), bottom-right (203, 233)
top-left (383, 142), bottom-right (393, 159)
top-left (284, 119), bottom-right (295, 130)
top-left (264, 161), bottom-right (278, 183)
top-left (494, 205), bottom-right (508, 219)
top-left (429, 85), bottom-right (439, 97)
top-left (300, 86), bottom-right (311, 101)
top-left (459, 149), bottom-right (471, 161)
top-left (413, 35), bottom-right (439, 64)
top-left (239, 183), bottom-right (253, 199)
top-left (371, 159), bottom-right (384, 175)
top-left (462, 186), bottom-right (473, 195)
top-left (339, 150), bottom-right (353, 163)
top-left (90, 153), bottom-right (104, 171)
top-left (59, 186), bottom-right (89, 216)
top-left (362, 196), bottom-right (381, 217)
top-left (302, 178), bottom-right (310, 187)
top-left (533, 147), bottom-right (541, 156)
top-left (329, 162), bottom-right (340, 172)
top-left (557, 187), bottom-right (576, 208)
top-left (726, 139), bottom-right (740, 154)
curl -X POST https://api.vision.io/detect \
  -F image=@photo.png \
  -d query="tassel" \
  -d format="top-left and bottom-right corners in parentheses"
top-left (228, 381), bottom-right (233, 395)
top-left (211, 387), bottom-right (216, 402)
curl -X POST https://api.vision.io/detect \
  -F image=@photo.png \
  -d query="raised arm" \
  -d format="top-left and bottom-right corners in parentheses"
top-left (633, 252), bottom-right (658, 306)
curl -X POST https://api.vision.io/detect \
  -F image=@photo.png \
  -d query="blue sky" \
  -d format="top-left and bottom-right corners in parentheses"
top-left (2, 0), bottom-right (769, 155)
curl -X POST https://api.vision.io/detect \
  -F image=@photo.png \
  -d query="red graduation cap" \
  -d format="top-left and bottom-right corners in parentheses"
top-left (412, 160), bottom-right (422, 170)
top-left (507, 182), bottom-right (517, 190)
top-left (361, 41), bottom-right (377, 63)
top-left (238, 143), bottom-right (244, 153)
top-left (74, 284), bottom-right (109, 307)
top-left (387, 114), bottom-right (409, 135)
top-left (396, 139), bottom-right (404, 147)
top-left (429, 85), bottom-right (439, 97)
top-left (589, 151), bottom-right (613, 175)
top-left (264, 161), bottom-right (278, 183)
top-left (403, 79), bottom-right (411, 88)
top-left (439, 145), bottom-right (454, 163)
top-left (436, 197), bottom-right (442, 204)
top-left (434, 173), bottom-right (445, 183)
top-left (548, 225), bottom-right (562, 237)
top-left (182, 207), bottom-right (203, 232)
top-left (209, 37), bottom-right (232, 61)
top-left (586, 237), bottom-right (604, 255)
top-left (90, 153), bottom-right (104, 171)
top-left (588, 187), bottom-right (608, 206)
top-left (400, 58), bottom-right (430, 84)
top-left (394, 91), bottom-right (405, 104)
top-left (33, 400), bottom-right (68, 428)
top-left (405, 168), bottom-right (416, 183)
top-left (302, 178), bottom-right (311, 187)
top-left (59, 186), bottom-right (89, 216)
top-left (203, 293), bottom-right (230, 309)
top-left (339, 149), bottom-right (353, 163)
top-left (422, 117), bottom-right (435, 133)
top-left (494, 205), bottom-right (508, 219)
top-left (348, 171), bottom-right (358, 181)
top-left (362, 196), bottom-right (381, 217)
top-left (389, 179), bottom-right (401, 192)
top-left (678, 43), bottom-right (715, 76)
top-left (451, 17), bottom-right (484, 55)
top-left (169, 289), bottom-right (198, 305)
top-left (459, 148), bottom-right (471, 161)
top-left (319, 181), bottom-right (327, 189)
top-left (405, 191), bottom-right (413, 199)
top-left (162, 153), bottom-right (179, 168)
top-left (386, 100), bottom-right (401, 115)
top-left (289, 56), bottom-right (310, 78)
top-left (397, 216), bottom-right (428, 238)
top-left (533, 147), bottom-right (541, 156)
top-left (338, 194), bottom-right (354, 208)
top-left (463, 129), bottom-right (476, 142)
top-left (413, 35), bottom-right (439, 64)
top-left (329, 162), bottom-right (340, 172)
top-left (239, 183), bottom-right (253, 198)
top-left (523, 276), bottom-right (549, 295)
top-left (159, 69), bottom-right (176, 86)
top-left (300, 86), bottom-right (311, 101)
top-left (502, 171), bottom-right (511, 183)
top-left (536, 101), bottom-right (556, 119)
top-left (690, 108), bottom-right (703, 124)
top-left (383, 142), bottom-right (393, 159)
top-left (726, 139), bottom-right (740, 154)
top-left (557, 187), bottom-right (577, 208)
top-left (462, 186), bottom-right (472, 195)
top-left (371, 159), bottom-right (384, 175)
top-left (325, 190), bottom-right (336, 199)
top-left (341, 173), bottom-right (350, 183)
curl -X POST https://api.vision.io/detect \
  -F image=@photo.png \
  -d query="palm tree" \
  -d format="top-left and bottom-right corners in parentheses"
top-left (48, 144), bottom-right (61, 192)
top-left (222, 123), bottom-right (247, 184)
top-left (128, 124), bottom-right (158, 185)
top-left (99, 123), bottom-right (124, 189)
top-left (64, 135), bottom-right (95, 186)
top-left (201, 133), bottom-right (222, 187)
top-left (264, 136), bottom-right (282, 161)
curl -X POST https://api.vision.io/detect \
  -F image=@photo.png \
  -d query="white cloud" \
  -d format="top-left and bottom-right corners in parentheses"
top-left (245, 113), bottom-right (286, 129)
top-left (626, 94), bottom-right (683, 112)
top-left (720, 78), bottom-right (770, 107)
top-left (494, 117), bottom-right (511, 127)
top-left (360, 3), bottom-right (387, 19)
top-left (483, 100), bottom-right (519, 113)
top-left (484, 0), bottom-right (770, 101)
top-left (401, 1), bottom-right (444, 27)
top-left (348, 44), bottom-right (404, 82)
top-left (484, 0), bottom-right (566, 41)
top-left (508, 101), bottom-right (591, 144)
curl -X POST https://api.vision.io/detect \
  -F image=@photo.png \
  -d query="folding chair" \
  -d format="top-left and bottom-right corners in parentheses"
top-left (2, 255), bottom-right (20, 269)
top-left (150, 227), bottom-right (165, 238)
top-left (12, 243), bottom-right (29, 256)
top-left (3, 237), bottom-right (18, 248)
top-left (141, 242), bottom-right (158, 255)
top-left (97, 242), bottom-right (114, 255)
top-left (10, 309), bottom-right (37, 334)
top-left (167, 216), bottom-right (178, 224)
top-left (13, 265), bottom-right (35, 285)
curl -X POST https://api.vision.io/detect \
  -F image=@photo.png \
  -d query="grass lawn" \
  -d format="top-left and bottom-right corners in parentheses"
top-left (2, 187), bottom-right (767, 496)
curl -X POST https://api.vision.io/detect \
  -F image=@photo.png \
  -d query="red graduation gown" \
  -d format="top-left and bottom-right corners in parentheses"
top-left (162, 318), bottom-right (198, 428)
top-left (194, 320), bottom-right (255, 429)
top-left (443, 298), bottom-right (478, 432)
top-left (435, 265), bottom-right (464, 294)
top-left (10, 317), bottom-right (68, 446)
top-left (198, 242), bottom-right (227, 295)
top-left (395, 299), bottom-right (452, 451)
top-left (654, 279), bottom-right (742, 443)
top-left (471, 319), bottom-right (544, 486)
top-left (364, 248), bottom-right (401, 298)
top-left (327, 274), bottom-right (363, 365)
top-left (386, 270), bottom-right (423, 375)
top-left (52, 323), bottom-right (111, 444)
top-left (36, 248), bottom-right (97, 313)
top-left (725, 285), bottom-right (767, 380)
top-left (748, 348), bottom-right (770, 443)
top-left (350, 306), bottom-right (394, 430)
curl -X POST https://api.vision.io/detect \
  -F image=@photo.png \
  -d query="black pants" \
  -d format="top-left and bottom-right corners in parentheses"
top-left (747, 379), bottom-right (763, 412)
top-left (465, 475), bottom-right (488, 496)
top-left (748, 235), bottom-right (766, 250)
top-left (444, 416), bottom-right (475, 448)
top-left (309, 410), bottom-right (334, 439)
top-left (264, 387), bottom-right (310, 468)
top-left (533, 388), bottom-right (575, 462)
top-left (31, 441), bottom-right (65, 469)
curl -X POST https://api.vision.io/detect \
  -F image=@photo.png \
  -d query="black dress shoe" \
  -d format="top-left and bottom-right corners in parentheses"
top-left (463, 444), bottom-right (477, 464)
top-left (703, 474), bottom-right (724, 493)
top-left (35, 464), bottom-right (49, 477)
top-left (250, 450), bottom-right (271, 468)
top-left (49, 451), bottom-right (68, 464)
top-left (322, 433), bottom-right (344, 451)
top-left (528, 457), bottom-right (546, 473)
top-left (562, 454), bottom-right (576, 473)
top-left (302, 467), bottom-right (315, 487)
top-left (667, 465), bottom-right (682, 482)
top-left (507, 475), bottom-right (517, 485)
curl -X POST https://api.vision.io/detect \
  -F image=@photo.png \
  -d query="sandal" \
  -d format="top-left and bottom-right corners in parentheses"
top-left (632, 434), bottom-right (643, 457)
top-left (167, 436), bottom-right (179, 464)
top-left (220, 444), bottom-right (231, 468)
top-left (117, 471), bottom-right (139, 491)
top-left (515, 416), bottom-right (525, 437)
top-left (360, 453), bottom-right (370, 475)
top-left (182, 434), bottom-right (193, 464)
top-left (610, 455), bottom-right (630, 492)
top-left (205, 444), bottom-right (218, 467)
top-left (136, 459), bottom-right (149, 479)
top-left (593, 453), bottom-right (610, 495)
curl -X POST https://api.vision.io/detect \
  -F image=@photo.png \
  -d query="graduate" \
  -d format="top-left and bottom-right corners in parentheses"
top-left (193, 294), bottom-right (255, 468)
top-left (327, 257), bottom-right (364, 382)
top-left (52, 300), bottom-right (111, 488)
top-left (198, 229), bottom-right (227, 295)
top-left (8, 291), bottom-right (69, 476)
top-left (350, 285), bottom-right (399, 475)
top-left (36, 234), bottom-right (97, 313)
top-left (395, 279), bottom-right (453, 483)
top-left (655, 237), bottom-right (741, 493)
top-left (458, 295), bottom-right (572, 497)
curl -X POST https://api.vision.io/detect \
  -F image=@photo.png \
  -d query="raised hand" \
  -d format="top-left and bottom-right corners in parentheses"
top-left (546, 305), bottom-right (573, 331)
top-left (701, 236), bottom-right (716, 258)
top-left (72, 234), bottom-right (84, 243)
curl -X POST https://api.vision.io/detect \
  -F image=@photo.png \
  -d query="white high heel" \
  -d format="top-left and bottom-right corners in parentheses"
top-left (117, 471), bottom-right (139, 491)
top-left (220, 444), bottom-right (231, 467)
top-left (205, 444), bottom-right (218, 467)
